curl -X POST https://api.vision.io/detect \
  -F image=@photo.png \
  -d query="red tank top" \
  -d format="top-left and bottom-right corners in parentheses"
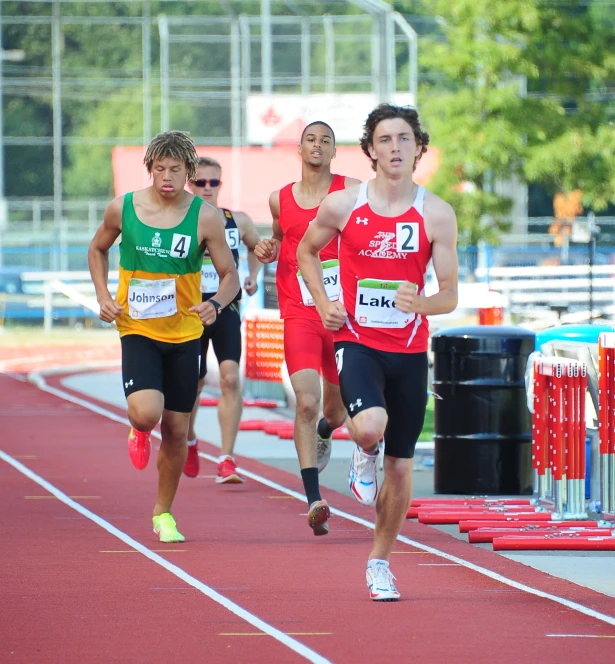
top-left (335, 181), bottom-right (432, 353)
top-left (276, 174), bottom-right (346, 319)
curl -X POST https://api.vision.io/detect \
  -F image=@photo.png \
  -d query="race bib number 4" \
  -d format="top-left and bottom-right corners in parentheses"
top-left (170, 233), bottom-right (192, 258)
top-left (355, 278), bottom-right (416, 328)
top-left (128, 277), bottom-right (177, 320)
top-left (200, 258), bottom-right (219, 294)
top-left (297, 259), bottom-right (340, 306)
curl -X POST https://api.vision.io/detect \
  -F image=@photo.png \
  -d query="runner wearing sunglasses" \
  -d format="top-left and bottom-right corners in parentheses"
top-left (254, 122), bottom-right (360, 536)
top-left (184, 157), bottom-right (262, 483)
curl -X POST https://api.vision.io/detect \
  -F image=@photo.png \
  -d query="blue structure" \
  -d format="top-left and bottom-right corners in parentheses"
top-left (535, 324), bottom-right (615, 351)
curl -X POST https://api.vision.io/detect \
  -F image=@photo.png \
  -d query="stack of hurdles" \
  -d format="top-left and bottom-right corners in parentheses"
top-left (406, 497), bottom-right (615, 551)
top-left (406, 332), bottom-right (615, 551)
top-left (198, 395), bottom-right (351, 440)
top-left (238, 418), bottom-right (352, 440)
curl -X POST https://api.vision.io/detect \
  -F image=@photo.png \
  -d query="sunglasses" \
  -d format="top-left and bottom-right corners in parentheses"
top-left (191, 178), bottom-right (221, 188)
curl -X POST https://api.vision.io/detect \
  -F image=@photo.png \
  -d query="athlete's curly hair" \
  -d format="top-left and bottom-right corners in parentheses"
top-left (143, 130), bottom-right (199, 180)
top-left (360, 104), bottom-right (430, 172)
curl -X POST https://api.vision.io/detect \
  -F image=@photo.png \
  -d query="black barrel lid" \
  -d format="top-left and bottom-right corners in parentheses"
top-left (432, 326), bottom-right (536, 353)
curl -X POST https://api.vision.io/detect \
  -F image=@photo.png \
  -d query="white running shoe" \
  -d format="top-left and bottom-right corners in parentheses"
top-left (366, 560), bottom-right (400, 601)
top-left (317, 433), bottom-right (332, 473)
top-left (348, 444), bottom-right (379, 505)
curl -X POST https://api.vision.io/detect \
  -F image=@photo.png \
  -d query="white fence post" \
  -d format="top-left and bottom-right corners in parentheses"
top-left (43, 280), bottom-right (53, 333)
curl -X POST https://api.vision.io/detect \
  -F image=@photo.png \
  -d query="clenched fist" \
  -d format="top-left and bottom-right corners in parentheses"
top-left (190, 300), bottom-right (218, 326)
top-left (98, 294), bottom-right (123, 323)
top-left (318, 301), bottom-right (347, 331)
top-left (254, 238), bottom-right (279, 264)
top-left (394, 281), bottom-right (419, 314)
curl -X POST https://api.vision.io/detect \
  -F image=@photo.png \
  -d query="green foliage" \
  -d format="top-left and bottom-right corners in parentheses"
top-left (403, 0), bottom-right (615, 240)
top-left (3, 0), bottom-right (614, 223)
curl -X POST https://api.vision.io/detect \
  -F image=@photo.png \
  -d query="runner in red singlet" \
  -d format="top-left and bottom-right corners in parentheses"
top-left (297, 105), bottom-right (458, 600)
top-left (254, 121), bottom-right (360, 536)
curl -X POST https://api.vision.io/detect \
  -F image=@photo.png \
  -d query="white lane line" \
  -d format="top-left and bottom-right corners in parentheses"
top-left (0, 449), bottom-right (330, 664)
top-left (199, 459), bottom-right (615, 628)
top-left (25, 371), bottom-right (615, 629)
top-left (546, 634), bottom-right (615, 638)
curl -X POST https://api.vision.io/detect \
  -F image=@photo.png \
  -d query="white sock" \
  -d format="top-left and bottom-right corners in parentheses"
top-left (368, 558), bottom-right (388, 567)
top-left (219, 455), bottom-right (233, 463)
top-left (187, 438), bottom-right (197, 447)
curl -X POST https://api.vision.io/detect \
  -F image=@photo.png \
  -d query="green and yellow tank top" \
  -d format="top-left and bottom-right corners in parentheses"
top-left (115, 192), bottom-right (204, 343)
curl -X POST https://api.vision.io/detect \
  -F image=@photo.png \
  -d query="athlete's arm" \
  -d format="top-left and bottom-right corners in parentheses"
top-left (396, 194), bottom-right (458, 316)
top-left (254, 191), bottom-right (283, 264)
top-left (235, 211), bottom-right (262, 296)
top-left (191, 202), bottom-right (240, 325)
top-left (297, 189), bottom-right (354, 330)
top-left (88, 197), bottom-right (124, 323)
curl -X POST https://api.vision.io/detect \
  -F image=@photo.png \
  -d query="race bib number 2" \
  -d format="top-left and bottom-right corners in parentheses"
top-left (355, 278), bottom-right (415, 328)
top-left (395, 222), bottom-right (419, 253)
top-left (297, 259), bottom-right (340, 306)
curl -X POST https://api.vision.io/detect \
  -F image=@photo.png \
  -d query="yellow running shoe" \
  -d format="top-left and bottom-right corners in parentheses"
top-left (152, 513), bottom-right (185, 543)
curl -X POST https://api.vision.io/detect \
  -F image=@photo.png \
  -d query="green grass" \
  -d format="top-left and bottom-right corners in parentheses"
top-left (418, 396), bottom-right (435, 442)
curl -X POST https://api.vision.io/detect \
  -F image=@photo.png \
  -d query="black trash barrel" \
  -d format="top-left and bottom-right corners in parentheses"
top-left (432, 326), bottom-right (535, 495)
top-left (263, 262), bottom-right (279, 310)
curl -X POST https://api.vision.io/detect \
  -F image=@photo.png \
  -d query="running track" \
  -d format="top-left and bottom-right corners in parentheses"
top-left (2, 369), bottom-right (615, 664)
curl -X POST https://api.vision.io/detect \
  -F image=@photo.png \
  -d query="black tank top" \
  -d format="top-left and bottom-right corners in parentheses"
top-left (202, 208), bottom-right (242, 303)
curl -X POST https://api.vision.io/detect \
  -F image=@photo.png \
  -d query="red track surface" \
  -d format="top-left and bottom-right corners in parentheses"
top-left (2, 371), bottom-right (615, 663)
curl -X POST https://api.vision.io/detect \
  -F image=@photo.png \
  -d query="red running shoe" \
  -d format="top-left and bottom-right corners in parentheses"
top-left (307, 499), bottom-right (330, 536)
top-left (216, 456), bottom-right (244, 484)
top-left (128, 427), bottom-right (151, 470)
top-left (183, 442), bottom-right (200, 478)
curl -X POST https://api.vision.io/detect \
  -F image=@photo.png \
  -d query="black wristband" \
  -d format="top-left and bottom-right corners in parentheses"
top-left (208, 298), bottom-right (222, 316)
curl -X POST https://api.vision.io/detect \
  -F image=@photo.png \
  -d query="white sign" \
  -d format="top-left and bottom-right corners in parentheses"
top-left (128, 277), bottom-right (177, 320)
top-left (247, 93), bottom-right (415, 145)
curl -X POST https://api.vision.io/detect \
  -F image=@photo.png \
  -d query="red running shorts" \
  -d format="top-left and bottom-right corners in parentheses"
top-left (283, 316), bottom-right (339, 385)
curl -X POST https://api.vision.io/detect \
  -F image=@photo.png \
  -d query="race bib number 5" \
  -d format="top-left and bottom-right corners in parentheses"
top-left (128, 277), bottom-right (177, 320)
top-left (225, 227), bottom-right (240, 250)
top-left (355, 278), bottom-right (416, 328)
top-left (297, 259), bottom-right (340, 306)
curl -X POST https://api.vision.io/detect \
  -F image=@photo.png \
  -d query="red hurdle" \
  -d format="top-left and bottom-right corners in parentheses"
top-left (531, 356), bottom-right (588, 518)
top-left (598, 332), bottom-right (615, 518)
top-left (405, 338), bottom-right (615, 550)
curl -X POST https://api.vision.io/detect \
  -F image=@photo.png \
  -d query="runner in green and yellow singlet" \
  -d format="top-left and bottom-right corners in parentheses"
top-left (88, 131), bottom-right (240, 544)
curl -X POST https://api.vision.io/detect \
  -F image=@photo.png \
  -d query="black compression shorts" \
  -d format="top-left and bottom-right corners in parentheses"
top-left (334, 341), bottom-right (428, 459)
top-left (199, 302), bottom-right (242, 379)
top-left (120, 334), bottom-right (200, 413)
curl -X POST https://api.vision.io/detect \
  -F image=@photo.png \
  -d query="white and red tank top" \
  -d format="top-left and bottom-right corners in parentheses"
top-left (276, 174), bottom-right (346, 319)
top-left (335, 181), bottom-right (432, 353)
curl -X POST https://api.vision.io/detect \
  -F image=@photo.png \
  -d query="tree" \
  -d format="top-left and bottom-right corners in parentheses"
top-left (400, 0), bottom-right (615, 244)
top-left (522, 1), bottom-right (615, 214)
top-left (412, 0), bottom-right (543, 245)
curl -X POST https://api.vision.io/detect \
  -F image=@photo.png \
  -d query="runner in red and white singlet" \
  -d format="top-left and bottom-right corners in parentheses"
top-left (335, 180), bottom-right (432, 354)
top-left (297, 104), bottom-right (458, 601)
top-left (275, 173), bottom-right (345, 322)
top-left (254, 121), bottom-right (360, 538)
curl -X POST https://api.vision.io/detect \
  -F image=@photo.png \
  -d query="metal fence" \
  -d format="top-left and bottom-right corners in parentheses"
top-left (0, 1), bottom-right (417, 225)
